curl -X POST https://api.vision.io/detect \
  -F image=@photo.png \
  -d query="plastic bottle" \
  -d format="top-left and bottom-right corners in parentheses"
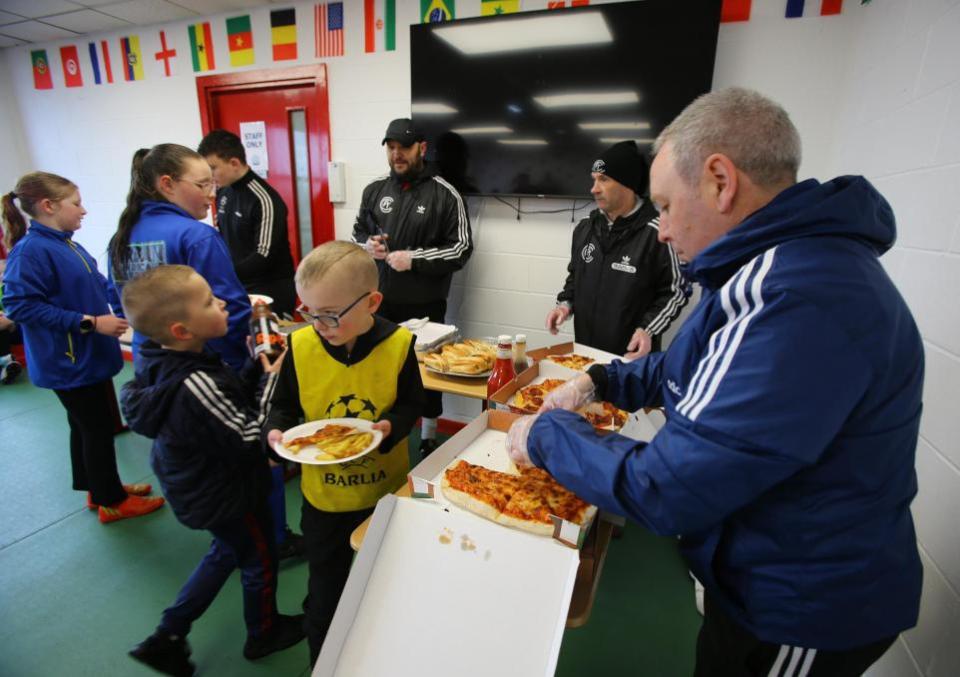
top-left (487, 334), bottom-right (516, 404)
top-left (512, 334), bottom-right (528, 375)
top-left (250, 301), bottom-right (284, 359)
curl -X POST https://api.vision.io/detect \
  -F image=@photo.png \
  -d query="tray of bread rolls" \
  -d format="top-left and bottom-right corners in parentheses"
top-left (423, 339), bottom-right (496, 378)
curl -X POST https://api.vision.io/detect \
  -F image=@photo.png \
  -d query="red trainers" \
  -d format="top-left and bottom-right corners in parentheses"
top-left (98, 495), bottom-right (165, 524)
top-left (86, 483), bottom-right (154, 510)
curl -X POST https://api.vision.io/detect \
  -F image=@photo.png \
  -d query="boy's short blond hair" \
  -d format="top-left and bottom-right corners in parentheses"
top-left (121, 264), bottom-right (198, 343)
top-left (295, 240), bottom-right (379, 295)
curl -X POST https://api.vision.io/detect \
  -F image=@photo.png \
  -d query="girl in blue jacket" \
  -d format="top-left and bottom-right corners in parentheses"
top-left (1, 172), bottom-right (165, 523)
top-left (107, 144), bottom-right (251, 373)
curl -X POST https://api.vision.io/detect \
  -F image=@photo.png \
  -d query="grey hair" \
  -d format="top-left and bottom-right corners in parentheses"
top-left (653, 87), bottom-right (801, 188)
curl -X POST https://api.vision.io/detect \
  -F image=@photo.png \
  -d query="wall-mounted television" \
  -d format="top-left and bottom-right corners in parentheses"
top-left (410, 0), bottom-right (722, 199)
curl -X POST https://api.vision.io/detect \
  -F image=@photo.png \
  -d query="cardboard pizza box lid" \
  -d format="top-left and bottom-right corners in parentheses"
top-left (527, 341), bottom-right (625, 366)
top-left (407, 409), bottom-right (595, 549)
top-left (314, 494), bottom-right (579, 677)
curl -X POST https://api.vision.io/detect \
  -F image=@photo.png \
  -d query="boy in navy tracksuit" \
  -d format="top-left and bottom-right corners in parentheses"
top-left (119, 264), bottom-right (304, 676)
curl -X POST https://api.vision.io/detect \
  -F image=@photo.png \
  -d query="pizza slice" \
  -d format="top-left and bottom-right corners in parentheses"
top-left (512, 378), bottom-right (569, 413)
top-left (441, 460), bottom-right (595, 537)
top-left (441, 459), bottom-right (523, 522)
top-left (285, 423), bottom-right (374, 460)
top-left (580, 401), bottom-right (629, 431)
top-left (545, 353), bottom-right (595, 371)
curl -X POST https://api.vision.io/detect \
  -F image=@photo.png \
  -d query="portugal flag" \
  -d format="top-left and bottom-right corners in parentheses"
top-left (31, 49), bottom-right (53, 89)
top-left (188, 22), bottom-right (216, 72)
top-left (271, 8), bottom-right (298, 61)
top-left (227, 15), bottom-right (255, 67)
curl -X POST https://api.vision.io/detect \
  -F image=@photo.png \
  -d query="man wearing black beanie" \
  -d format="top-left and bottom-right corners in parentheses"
top-left (546, 140), bottom-right (687, 356)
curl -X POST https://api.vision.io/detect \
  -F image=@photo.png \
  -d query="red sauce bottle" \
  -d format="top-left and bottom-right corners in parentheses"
top-left (487, 334), bottom-right (516, 402)
top-left (250, 300), bottom-right (284, 359)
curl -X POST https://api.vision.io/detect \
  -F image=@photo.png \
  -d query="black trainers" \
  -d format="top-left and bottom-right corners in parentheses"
top-left (419, 438), bottom-right (439, 459)
top-left (129, 630), bottom-right (196, 676)
top-left (243, 613), bottom-right (306, 660)
top-left (277, 527), bottom-right (305, 561)
top-left (1, 359), bottom-right (22, 385)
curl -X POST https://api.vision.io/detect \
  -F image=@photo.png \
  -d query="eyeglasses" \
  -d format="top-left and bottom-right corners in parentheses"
top-left (297, 292), bottom-right (370, 328)
top-left (177, 178), bottom-right (215, 193)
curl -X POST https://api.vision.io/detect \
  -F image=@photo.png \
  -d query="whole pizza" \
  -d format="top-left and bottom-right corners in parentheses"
top-left (441, 459), bottom-right (595, 536)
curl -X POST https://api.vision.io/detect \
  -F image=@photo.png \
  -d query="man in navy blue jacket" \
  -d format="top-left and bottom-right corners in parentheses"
top-left (507, 88), bottom-right (923, 676)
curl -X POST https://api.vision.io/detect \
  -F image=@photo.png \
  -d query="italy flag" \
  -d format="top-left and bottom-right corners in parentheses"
top-left (364, 0), bottom-right (396, 53)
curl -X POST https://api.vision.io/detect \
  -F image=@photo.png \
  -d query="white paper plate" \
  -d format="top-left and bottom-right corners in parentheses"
top-left (249, 293), bottom-right (274, 306)
top-left (273, 418), bottom-right (383, 465)
top-left (424, 365), bottom-right (492, 380)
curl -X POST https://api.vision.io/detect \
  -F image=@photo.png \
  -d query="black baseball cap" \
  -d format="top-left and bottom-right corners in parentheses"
top-left (382, 118), bottom-right (425, 146)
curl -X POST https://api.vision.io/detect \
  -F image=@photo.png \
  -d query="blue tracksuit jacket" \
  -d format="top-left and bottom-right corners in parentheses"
top-left (528, 177), bottom-right (923, 650)
top-left (2, 221), bottom-right (122, 389)
top-left (107, 201), bottom-right (251, 372)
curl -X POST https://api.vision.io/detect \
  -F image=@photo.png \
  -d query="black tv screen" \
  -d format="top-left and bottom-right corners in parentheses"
top-left (410, 0), bottom-right (722, 198)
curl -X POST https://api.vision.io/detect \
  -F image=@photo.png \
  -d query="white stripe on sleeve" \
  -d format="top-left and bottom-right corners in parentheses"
top-left (247, 180), bottom-right (274, 258)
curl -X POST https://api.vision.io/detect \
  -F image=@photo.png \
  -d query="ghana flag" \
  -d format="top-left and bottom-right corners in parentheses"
top-left (227, 15), bottom-right (254, 66)
top-left (271, 8), bottom-right (298, 61)
top-left (188, 22), bottom-right (216, 72)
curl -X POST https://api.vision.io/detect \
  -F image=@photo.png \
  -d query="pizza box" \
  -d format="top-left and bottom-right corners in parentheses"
top-left (488, 359), bottom-right (582, 413)
top-left (527, 341), bottom-right (625, 368)
top-left (313, 494), bottom-right (579, 677)
top-left (407, 409), bottom-right (595, 549)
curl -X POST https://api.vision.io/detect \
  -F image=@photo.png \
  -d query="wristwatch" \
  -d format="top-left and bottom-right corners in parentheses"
top-left (79, 316), bottom-right (95, 334)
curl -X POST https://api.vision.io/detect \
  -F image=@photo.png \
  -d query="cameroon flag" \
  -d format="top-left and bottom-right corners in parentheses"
top-left (271, 8), bottom-right (298, 61)
top-left (188, 22), bottom-right (216, 72)
top-left (227, 15), bottom-right (255, 66)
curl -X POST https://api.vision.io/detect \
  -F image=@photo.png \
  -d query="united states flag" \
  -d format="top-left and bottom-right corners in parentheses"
top-left (315, 2), bottom-right (344, 58)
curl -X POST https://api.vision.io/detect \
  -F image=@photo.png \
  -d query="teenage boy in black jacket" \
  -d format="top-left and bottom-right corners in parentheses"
top-left (546, 141), bottom-right (688, 357)
top-left (120, 265), bottom-right (304, 676)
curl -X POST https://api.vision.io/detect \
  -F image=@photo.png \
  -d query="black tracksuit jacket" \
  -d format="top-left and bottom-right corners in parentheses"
top-left (557, 199), bottom-right (688, 355)
top-left (351, 166), bottom-right (472, 305)
top-left (215, 170), bottom-right (296, 312)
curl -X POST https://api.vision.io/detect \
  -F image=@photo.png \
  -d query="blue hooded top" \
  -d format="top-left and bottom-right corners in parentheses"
top-left (107, 200), bottom-right (251, 373)
top-left (2, 221), bottom-right (122, 389)
top-left (528, 177), bottom-right (923, 650)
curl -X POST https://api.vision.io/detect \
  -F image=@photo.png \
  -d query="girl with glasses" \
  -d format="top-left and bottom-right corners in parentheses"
top-left (107, 144), bottom-right (251, 372)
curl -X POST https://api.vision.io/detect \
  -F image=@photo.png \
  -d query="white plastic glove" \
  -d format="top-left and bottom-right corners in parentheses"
top-left (386, 250), bottom-right (413, 272)
top-left (364, 236), bottom-right (389, 260)
top-left (625, 328), bottom-right (652, 359)
top-left (538, 373), bottom-right (595, 413)
top-left (545, 304), bottom-right (571, 334)
top-left (505, 413), bottom-right (539, 467)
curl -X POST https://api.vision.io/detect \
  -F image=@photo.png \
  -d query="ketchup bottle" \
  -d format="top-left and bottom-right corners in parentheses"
top-left (487, 334), bottom-right (516, 404)
top-left (250, 300), bottom-right (284, 360)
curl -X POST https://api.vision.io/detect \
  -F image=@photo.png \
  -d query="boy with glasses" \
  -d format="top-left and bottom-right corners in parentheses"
top-left (265, 241), bottom-right (425, 664)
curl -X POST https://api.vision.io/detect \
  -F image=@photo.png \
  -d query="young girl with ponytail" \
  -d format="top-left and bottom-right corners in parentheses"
top-left (108, 144), bottom-right (251, 372)
top-left (1, 172), bottom-right (165, 523)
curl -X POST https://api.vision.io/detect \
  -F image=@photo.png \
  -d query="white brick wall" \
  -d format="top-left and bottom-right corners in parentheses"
top-left (842, 1), bottom-right (960, 675)
top-left (2, 1), bottom-right (958, 671)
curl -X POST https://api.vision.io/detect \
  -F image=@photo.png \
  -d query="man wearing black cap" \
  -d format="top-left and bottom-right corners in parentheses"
top-left (352, 117), bottom-right (472, 456)
top-left (546, 140), bottom-right (687, 357)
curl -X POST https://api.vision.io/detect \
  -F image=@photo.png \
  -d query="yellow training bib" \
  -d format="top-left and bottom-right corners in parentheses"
top-left (291, 325), bottom-right (412, 512)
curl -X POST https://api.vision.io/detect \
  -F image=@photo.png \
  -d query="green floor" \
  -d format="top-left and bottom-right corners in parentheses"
top-left (0, 363), bottom-right (700, 676)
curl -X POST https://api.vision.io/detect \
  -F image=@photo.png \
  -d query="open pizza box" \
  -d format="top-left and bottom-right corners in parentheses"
top-left (407, 409), bottom-right (596, 549)
top-left (488, 358), bottom-right (582, 413)
top-left (313, 493), bottom-right (579, 677)
top-left (527, 340), bottom-right (625, 368)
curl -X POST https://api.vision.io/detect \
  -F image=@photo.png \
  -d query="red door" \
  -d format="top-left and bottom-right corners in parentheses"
top-left (196, 64), bottom-right (334, 264)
